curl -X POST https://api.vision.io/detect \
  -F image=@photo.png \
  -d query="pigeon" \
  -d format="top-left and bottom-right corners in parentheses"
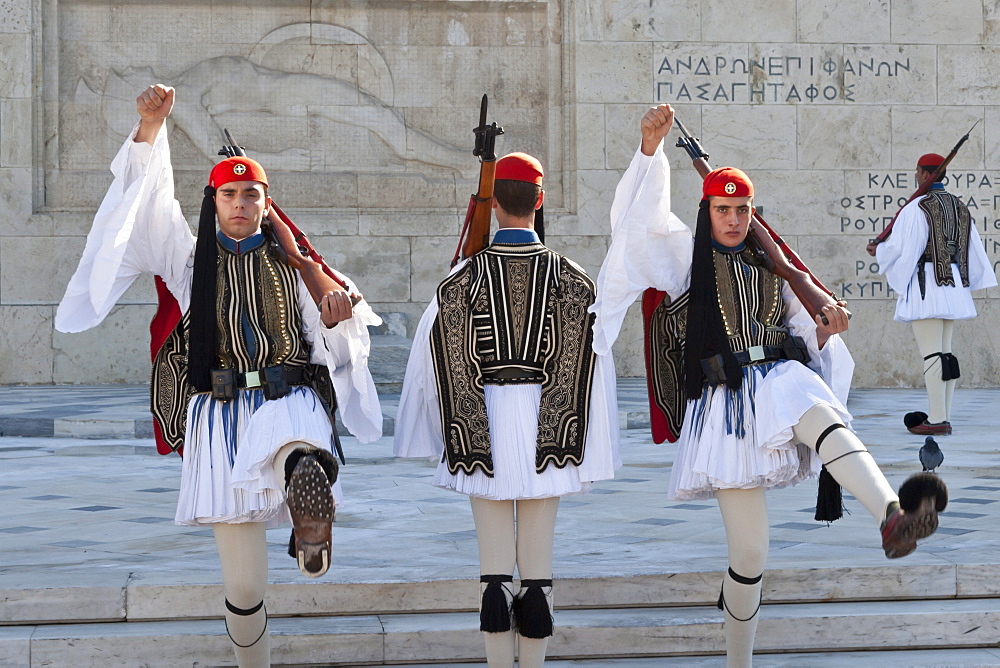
top-left (919, 436), bottom-right (944, 472)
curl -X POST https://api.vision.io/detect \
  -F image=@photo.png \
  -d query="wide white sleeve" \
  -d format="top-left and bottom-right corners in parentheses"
top-left (55, 123), bottom-right (195, 333)
top-left (298, 272), bottom-right (384, 444)
top-left (393, 297), bottom-right (445, 458)
top-left (967, 225), bottom-right (999, 291)
top-left (875, 201), bottom-right (926, 297)
top-left (590, 143), bottom-right (694, 355)
top-left (781, 282), bottom-right (854, 405)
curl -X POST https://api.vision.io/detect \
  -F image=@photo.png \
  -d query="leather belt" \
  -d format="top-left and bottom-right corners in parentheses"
top-left (730, 345), bottom-right (785, 366)
top-left (238, 365), bottom-right (306, 389)
top-left (481, 366), bottom-right (545, 384)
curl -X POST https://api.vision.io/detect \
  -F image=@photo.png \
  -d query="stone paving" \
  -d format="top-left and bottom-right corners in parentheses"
top-left (0, 383), bottom-right (997, 595)
top-left (1, 384), bottom-right (999, 667)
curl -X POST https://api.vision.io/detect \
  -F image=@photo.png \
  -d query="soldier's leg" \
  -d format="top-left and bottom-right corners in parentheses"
top-left (272, 441), bottom-right (338, 577)
top-left (716, 487), bottom-right (768, 668)
top-left (470, 497), bottom-right (517, 668)
top-left (213, 522), bottom-right (270, 668)
top-left (942, 319), bottom-right (957, 421)
top-left (513, 497), bottom-right (560, 668)
top-left (793, 404), bottom-right (946, 558)
top-left (794, 405), bottom-right (896, 522)
top-left (912, 318), bottom-right (948, 424)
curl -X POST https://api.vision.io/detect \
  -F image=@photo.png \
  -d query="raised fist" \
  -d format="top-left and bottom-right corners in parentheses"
top-left (640, 104), bottom-right (675, 156)
top-left (136, 84), bottom-right (175, 123)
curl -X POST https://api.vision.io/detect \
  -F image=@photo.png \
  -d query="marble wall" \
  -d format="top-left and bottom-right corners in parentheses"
top-left (1, 0), bottom-right (998, 386)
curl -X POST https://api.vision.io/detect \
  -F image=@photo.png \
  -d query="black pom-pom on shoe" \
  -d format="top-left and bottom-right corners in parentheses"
top-left (904, 411), bottom-right (929, 429)
top-left (898, 471), bottom-right (948, 513)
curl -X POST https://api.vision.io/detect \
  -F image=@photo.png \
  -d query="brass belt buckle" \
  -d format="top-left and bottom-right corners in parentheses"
top-left (748, 345), bottom-right (765, 362)
top-left (243, 370), bottom-right (262, 388)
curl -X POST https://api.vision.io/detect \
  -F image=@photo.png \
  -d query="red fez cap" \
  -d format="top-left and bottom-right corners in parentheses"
top-left (209, 156), bottom-right (269, 189)
top-left (495, 152), bottom-right (543, 185)
top-left (917, 153), bottom-right (945, 168)
top-left (702, 166), bottom-right (753, 199)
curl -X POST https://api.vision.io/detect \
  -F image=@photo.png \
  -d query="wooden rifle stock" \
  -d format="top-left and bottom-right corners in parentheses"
top-left (675, 119), bottom-right (841, 323)
top-left (870, 120), bottom-right (979, 248)
top-left (460, 160), bottom-right (498, 261)
top-left (452, 94), bottom-right (504, 266)
top-left (220, 130), bottom-right (355, 307)
top-left (267, 203), bottom-right (357, 305)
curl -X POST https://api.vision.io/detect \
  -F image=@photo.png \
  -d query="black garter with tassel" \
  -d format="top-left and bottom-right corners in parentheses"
top-left (814, 465), bottom-right (844, 522)
top-left (814, 423), bottom-right (848, 522)
top-left (512, 578), bottom-right (553, 639)
top-left (479, 574), bottom-right (514, 633)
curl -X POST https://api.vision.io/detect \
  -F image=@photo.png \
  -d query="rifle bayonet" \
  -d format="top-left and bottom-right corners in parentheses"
top-left (453, 94), bottom-right (504, 265)
top-left (674, 118), bottom-right (709, 162)
top-left (218, 128), bottom-right (246, 158)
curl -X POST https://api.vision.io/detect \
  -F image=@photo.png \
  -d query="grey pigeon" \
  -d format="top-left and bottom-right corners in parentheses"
top-left (919, 436), bottom-right (944, 472)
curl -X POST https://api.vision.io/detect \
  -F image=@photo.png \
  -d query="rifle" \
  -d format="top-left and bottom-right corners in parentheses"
top-left (451, 94), bottom-right (504, 266)
top-left (866, 120), bottom-right (980, 256)
top-left (219, 130), bottom-right (357, 306)
top-left (674, 117), bottom-right (842, 324)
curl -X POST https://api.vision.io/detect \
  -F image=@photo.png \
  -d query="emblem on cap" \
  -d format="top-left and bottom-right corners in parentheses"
top-left (233, 164), bottom-right (247, 176)
top-left (724, 182), bottom-right (736, 195)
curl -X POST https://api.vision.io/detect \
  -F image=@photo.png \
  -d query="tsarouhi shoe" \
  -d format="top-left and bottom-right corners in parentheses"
top-left (907, 420), bottom-right (953, 436)
top-left (880, 472), bottom-right (948, 559)
top-left (286, 451), bottom-right (338, 577)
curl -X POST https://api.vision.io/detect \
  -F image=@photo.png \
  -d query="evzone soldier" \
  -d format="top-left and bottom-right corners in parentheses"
top-left (394, 153), bottom-right (621, 667)
top-left (55, 85), bottom-right (383, 667)
top-left (591, 105), bottom-right (947, 667)
top-left (868, 153), bottom-right (996, 436)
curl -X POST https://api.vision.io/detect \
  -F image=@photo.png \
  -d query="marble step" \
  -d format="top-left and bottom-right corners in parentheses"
top-left (395, 648), bottom-right (1000, 667)
top-left (3, 563), bottom-right (997, 626)
top-left (2, 597), bottom-right (999, 667)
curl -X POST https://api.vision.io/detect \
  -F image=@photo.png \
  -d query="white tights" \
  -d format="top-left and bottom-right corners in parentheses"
top-left (209, 441), bottom-right (314, 667)
top-left (911, 318), bottom-right (956, 422)
top-left (213, 522), bottom-right (270, 668)
top-left (470, 496), bottom-right (560, 668)
top-left (716, 404), bottom-right (898, 668)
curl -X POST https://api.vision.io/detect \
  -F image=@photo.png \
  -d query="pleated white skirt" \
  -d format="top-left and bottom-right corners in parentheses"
top-left (431, 364), bottom-right (620, 500)
top-left (893, 264), bottom-right (979, 322)
top-left (668, 359), bottom-right (852, 501)
top-left (174, 386), bottom-right (342, 527)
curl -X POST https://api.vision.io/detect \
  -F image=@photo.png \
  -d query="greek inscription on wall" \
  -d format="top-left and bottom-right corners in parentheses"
top-left (838, 171), bottom-right (1000, 299)
top-left (654, 45), bottom-right (920, 105)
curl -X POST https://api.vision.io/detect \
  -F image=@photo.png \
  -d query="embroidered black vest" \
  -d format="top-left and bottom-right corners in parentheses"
top-left (917, 190), bottom-right (972, 290)
top-left (150, 242), bottom-right (335, 452)
top-left (713, 246), bottom-right (788, 351)
top-left (430, 242), bottom-right (598, 476)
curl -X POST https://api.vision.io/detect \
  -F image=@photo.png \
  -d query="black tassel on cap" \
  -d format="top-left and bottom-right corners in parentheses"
top-left (187, 185), bottom-right (219, 392)
top-left (535, 205), bottom-right (545, 244)
top-left (512, 579), bottom-right (553, 639)
top-left (479, 575), bottom-right (513, 633)
top-left (814, 465), bottom-right (844, 522)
